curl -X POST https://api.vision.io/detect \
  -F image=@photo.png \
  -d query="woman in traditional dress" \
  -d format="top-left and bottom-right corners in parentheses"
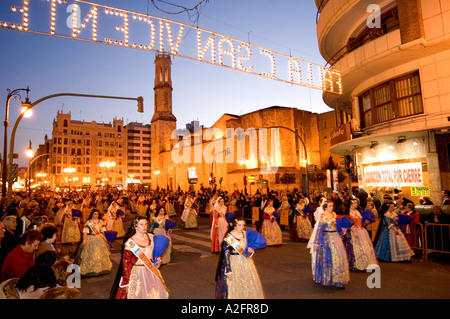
top-left (54, 202), bottom-right (66, 226)
top-left (150, 207), bottom-right (173, 264)
top-left (343, 199), bottom-right (378, 271)
top-left (110, 216), bottom-right (169, 299)
top-left (136, 195), bottom-right (148, 217)
top-left (290, 197), bottom-right (313, 242)
top-left (95, 195), bottom-right (105, 215)
top-left (312, 201), bottom-right (350, 288)
top-left (260, 199), bottom-right (282, 247)
top-left (74, 209), bottom-right (112, 277)
top-left (375, 203), bottom-right (415, 262)
top-left (60, 201), bottom-right (82, 244)
top-left (402, 203), bottom-right (421, 252)
top-left (307, 197), bottom-right (327, 278)
top-left (80, 195), bottom-right (93, 223)
top-left (164, 195), bottom-right (177, 217)
top-left (104, 201), bottom-right (125, 238)
top-left (211, 197), bottom-right (228, 253)
top-left (215, 218), bottom-right (265, 299)
top-left (209, 193), bottom-right (219, 227)
top-left (179, 195), bottom-right (198, 229)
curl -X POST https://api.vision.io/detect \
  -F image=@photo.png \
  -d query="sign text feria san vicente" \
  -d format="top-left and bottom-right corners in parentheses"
top-left (0, 0), bottom-right (342, 94)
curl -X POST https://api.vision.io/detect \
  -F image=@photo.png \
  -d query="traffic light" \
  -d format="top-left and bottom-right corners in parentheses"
top-left (213, 176), bottom-right (217, 184)
top-left (208, 176), bottom-right (212, 185)
top-left (344, 155), bottom-right (354, 174)
top-left (219, 177), bottom-right (223, 184)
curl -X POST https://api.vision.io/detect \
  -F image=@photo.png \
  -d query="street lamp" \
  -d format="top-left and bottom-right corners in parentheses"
top-left (154, 170), bottom-right (160, 189)
top-left (63, 166), bottom-right (76, 193)
top-left (239, 159), bottom-right (250, 195)
top-left (2, 87), bottom-right (30, 201)
top-left (100, 160), bottom-right (116, 192)
top-left (25, 141), bottom-right (34, 195)
top-left (6, 90), bottom-right (144, 205)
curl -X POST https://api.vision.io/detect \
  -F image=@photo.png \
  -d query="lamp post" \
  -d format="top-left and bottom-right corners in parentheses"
top-left (6, 91), bottom-right (144, 205)
top-left (100, 160), bottom-right (116, 192)
top-left (239, 159), bottom-right (250, 195)
top-left (154, 170), bottom-right (160, 189)
top-left (25, 141), bottom-right (34, 195)
top-left (63, 166), bottom-right (76, 193)
top-left (2, 87), bottom-right (30, 201)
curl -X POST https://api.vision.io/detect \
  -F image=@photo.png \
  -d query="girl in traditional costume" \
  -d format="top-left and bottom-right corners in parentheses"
top-left (105, 201), bottom-right (125, 238)
top-left (211, 197), bottom-right (228, 253)
top-left (54, 202), bottom-right (66, 226)
top-left (312, 201), bottom-right (350, 288)
top-left (74, 209), bottom-right (112, 277)
top-left (61, 201), bottom-right (82, 244)
top-left (307, 197), bottom-right (327, 277)
top-left (179, 195), bottom-right (198, 229)
top-left (343, 199), bottom-right (378, 271)
top-left (215, 218), bottom-right (266, 299)
top-left (110, 216), bottom-right (169, 299)
top-left (260, 199), bottom-right (282, 246)
top-left (80, 196), bottom-right (93, 223)
top-left (375, 203), bottom-right (414, 262)
top-left (150, 207), bottom-right (174, 264)
top-left (290, 198), bottom-right (313, 242)
top-left (136, 195), bottom-right (148, 217)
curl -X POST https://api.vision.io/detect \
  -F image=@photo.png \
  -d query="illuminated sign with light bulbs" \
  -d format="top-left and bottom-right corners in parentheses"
top-left (0, 0), bottom-right (342, 94)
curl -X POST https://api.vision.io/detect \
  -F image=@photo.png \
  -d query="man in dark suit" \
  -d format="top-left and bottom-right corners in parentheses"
top-left (398, 192), bottom-right (414, 206)
top-left (356, 187), bottom-right (368, 209)
top-left (370, 191), bottom-right (382, 215)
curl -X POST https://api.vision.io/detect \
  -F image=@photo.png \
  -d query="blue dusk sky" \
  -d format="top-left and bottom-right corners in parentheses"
top-left (0, 0), bottom-right (332, 167)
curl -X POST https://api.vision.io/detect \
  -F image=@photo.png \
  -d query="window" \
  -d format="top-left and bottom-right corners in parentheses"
top-left (359, 71), bottom-right (423, 128)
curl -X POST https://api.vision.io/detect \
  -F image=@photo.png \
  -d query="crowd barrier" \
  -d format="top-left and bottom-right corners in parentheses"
top-left (424, 223), bottom-right (450, 261)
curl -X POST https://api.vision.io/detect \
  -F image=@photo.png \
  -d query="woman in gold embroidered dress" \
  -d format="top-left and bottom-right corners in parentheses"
top-left (110, 216), bottom-right (169, 299)
top-left (60, 201), bottom-right (82, 244)
top-left (74, 209), bottom-right (112, 277)
top-left (215, 218), bottom-right (265, 299)
top-left (260, 199), bottom-right (282, 246)
top-left (179, 194), bottom-right (198, 229)
top-left (344, 199), bottom-right (378, 271)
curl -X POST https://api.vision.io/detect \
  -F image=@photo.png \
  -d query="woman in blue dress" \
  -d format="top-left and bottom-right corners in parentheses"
top-left (313, 201), bottom-right (350, 288)
top-left (375, 203), bottom-right (414, 262)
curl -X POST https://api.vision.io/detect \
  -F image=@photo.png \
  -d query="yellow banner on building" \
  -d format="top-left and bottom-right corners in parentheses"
top-left (411, 186), bottom-right (430, 197)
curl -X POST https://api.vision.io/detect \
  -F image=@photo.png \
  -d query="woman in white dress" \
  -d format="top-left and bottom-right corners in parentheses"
top-left (260, 199), bottom-right (282, 247)
top-left (110, 216), bottom-right (169, 299)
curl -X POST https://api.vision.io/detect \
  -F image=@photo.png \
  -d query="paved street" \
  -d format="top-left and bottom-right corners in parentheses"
top-left (62, 212), bottom-right (450, 301)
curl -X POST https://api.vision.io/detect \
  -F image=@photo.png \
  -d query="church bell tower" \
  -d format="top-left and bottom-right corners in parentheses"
top-left (151, 53), bottom-right (177, 188)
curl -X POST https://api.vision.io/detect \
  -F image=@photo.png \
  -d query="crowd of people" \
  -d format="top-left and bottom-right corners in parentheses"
top-left (0, 185), bottom-right (449, 299)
